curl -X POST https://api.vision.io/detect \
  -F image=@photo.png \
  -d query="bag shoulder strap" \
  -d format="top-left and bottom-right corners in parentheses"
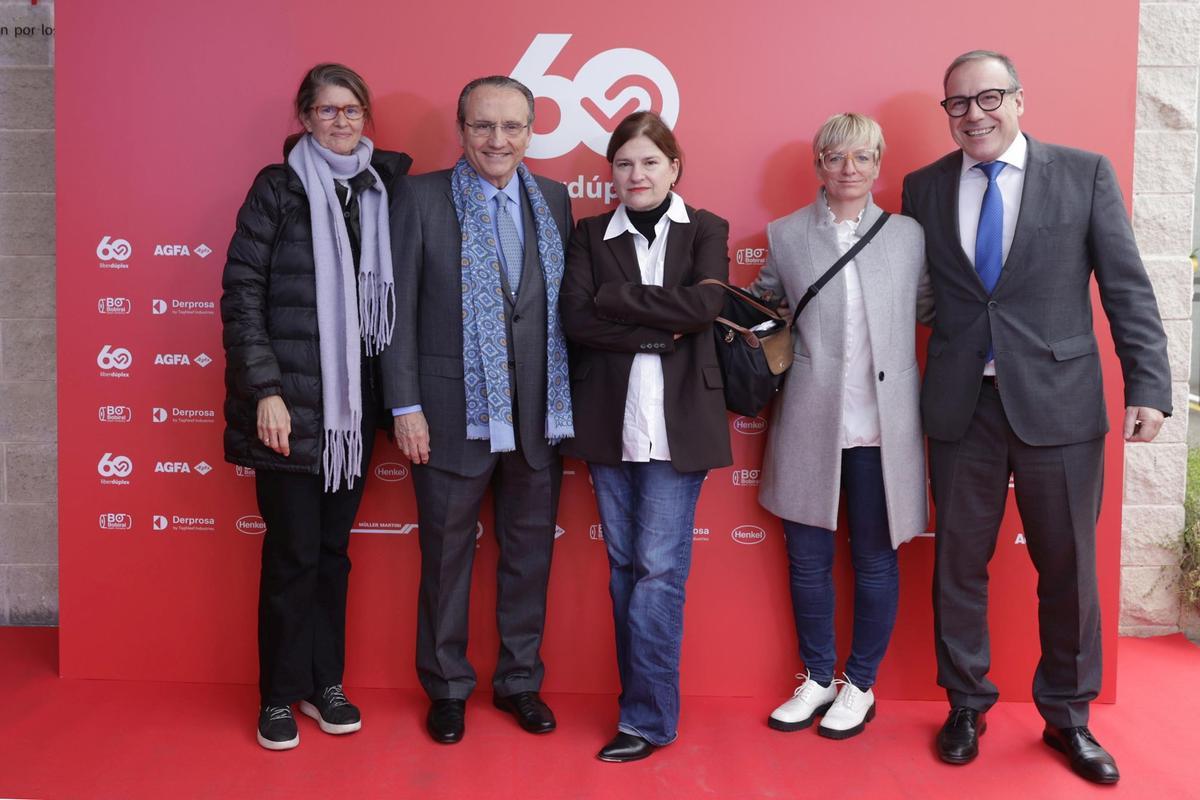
top-left (791, 211), bottom-right (890, 327)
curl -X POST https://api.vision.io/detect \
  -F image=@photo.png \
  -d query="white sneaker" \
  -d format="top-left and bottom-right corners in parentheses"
top-left (817, 678), bottom-right (876, 739)
top-left (768, 672), bottom-right (838, 732)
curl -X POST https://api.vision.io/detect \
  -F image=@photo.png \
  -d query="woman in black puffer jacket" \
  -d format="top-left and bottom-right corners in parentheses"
top-left (220, 62), bottom-right (411, 751)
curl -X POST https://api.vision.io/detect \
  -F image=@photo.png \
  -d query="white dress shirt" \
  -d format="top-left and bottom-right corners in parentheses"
top-left (603, 193), bottom-right (690, 462)
top-left (826, 204), bottom-right (881, 448)
top-left (957, 133), bottom-right (1028, 375)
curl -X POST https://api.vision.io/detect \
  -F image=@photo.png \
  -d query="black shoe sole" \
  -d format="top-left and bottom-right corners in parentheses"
top-left (767, 700), bottom-right (834, 732)
top-left (597, 746), bottom-right (657, 763)
top-left (938, 719), bottom-right (986, 765)
top-left (817, 702), bottom-right (876, 740)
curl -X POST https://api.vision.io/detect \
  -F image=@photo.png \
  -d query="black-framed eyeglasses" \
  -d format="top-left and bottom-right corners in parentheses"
top-left (463, 121), bottom-right (530, 138)
top-left (939, 88), bottom-right (1017, 118)
top-left (310, 104), bottom-right (366, 121)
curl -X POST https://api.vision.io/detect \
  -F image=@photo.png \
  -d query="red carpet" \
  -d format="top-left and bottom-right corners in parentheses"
top-left (0, 628), bottom-right (1195, 799)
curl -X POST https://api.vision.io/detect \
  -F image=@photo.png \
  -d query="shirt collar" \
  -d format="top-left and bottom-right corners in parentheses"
top-left (603, 192), bottom-right (690, 241)
top-left (476, 171), bottom-right (523, 208)
top-left (818, 188), bottom-right (868, 228)
top-left (960, 132), bottom-right (1028, 177)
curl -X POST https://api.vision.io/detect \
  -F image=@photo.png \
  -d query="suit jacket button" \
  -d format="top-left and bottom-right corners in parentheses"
top-left (512, 314), bottom-right (522, 323)
top-left (987, 300), bottom-right (998, 309)
top-left (878, 371), bottom-right (885, 381)
top-left (507, 360), bottom-right (516, 369)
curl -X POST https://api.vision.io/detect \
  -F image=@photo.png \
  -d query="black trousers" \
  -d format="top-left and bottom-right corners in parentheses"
top-left (255, 396), bottom-right (377, 706)
top-left (411, 450), bottom-right (562, 701)
top-left (930, 380), bottom-right (1104, 728)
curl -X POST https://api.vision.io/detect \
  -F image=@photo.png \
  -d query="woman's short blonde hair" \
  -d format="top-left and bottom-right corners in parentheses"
top-left (812, 113), bottom-right (885, 163)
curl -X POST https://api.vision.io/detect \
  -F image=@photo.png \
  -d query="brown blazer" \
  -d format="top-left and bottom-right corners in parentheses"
top-left (560, 203), bottom-right (733, 473)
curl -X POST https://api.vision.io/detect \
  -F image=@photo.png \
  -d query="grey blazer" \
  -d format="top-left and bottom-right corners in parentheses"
top-left (901, 135), bottom-right (1171, 444)
top-left (751, 192), bottom-right (931, 548)
top-left (381, 169), bottom-right (573, 477)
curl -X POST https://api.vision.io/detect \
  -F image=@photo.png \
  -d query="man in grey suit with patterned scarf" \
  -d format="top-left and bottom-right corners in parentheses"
top-left (901, 51), bottom-right (1170, 785)
top-left (382, 75), bottom-right (574, 745)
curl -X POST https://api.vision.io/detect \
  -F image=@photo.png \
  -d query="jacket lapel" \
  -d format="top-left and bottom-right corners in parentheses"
top-left (662, 211), bottom-right (694, 288)
top-left (993, 134), bottom-right (1049, 295)
top-left (802, 199), bottom-right (847, 351)
top-left (853, 200), bottom-right (893, 355)
top-left (604, 228), bottom-right (642, 285)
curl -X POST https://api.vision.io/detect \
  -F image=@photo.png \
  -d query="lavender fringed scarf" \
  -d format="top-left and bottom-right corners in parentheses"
top-left (287, 134), bottom-right (394, 492)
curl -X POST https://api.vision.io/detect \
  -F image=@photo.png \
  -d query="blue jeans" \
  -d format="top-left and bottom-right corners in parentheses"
top-left (783, 446), bottom-right (898, 689)
top-left (589, 460), bottom-right (706, 746)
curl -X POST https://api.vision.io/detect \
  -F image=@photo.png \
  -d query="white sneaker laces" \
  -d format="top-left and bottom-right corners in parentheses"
top-left (265, 705), bottom-right (292, 721)
top-left (322, 684), bottom-right (350, 708)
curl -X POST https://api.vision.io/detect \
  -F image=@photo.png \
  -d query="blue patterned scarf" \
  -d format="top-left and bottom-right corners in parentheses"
top-left (450, 158), bottom-right (574, 451)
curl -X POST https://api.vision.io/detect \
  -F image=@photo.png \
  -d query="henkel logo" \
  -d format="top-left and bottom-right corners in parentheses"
top-left (512, 34), bottom-right (680, 160)
top-left (731, 524), bottom-right (767, 545)
top-left (589, 523), bottom-right (604, 541)
top-left (97, 297), bottom-right (131, 315)
top-left (731, 468), bottom-right (761, 487)
top-left (97, 344), bottom-right (133, 371)
top-left (96, 236), bottom-right (132, 262)
top-left (152, 515), bottom-right (168, 531)
top-left (236, 515), bottom-right (267, 535)
top-left (98, 405), bottom-right (132, 423)
top-left (736, 248), bottom-right (768, 266)
top-left (733, 416), bottom-right (767, 435)
top-left (98, 513), bottom-right (133, 530)
top-left (374, 462), bottom-right (410, 482)
top-left (97, 452), bottom-right (133, 477)
top-left (152, 407), bottom-right (168, 423)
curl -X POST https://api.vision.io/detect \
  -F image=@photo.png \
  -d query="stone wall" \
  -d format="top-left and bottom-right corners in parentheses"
top-left (1123, 0), bottom-right (1200, 637)
top-left (0, 0), bottom-right (56, 625)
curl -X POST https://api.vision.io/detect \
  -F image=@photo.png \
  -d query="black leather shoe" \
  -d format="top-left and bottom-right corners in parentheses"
top-left (1042, 726), bottom-right (1120, 784)
top-left (426, 699), bottom-right (465, 744)
top-left (492, 691), bottom-right (556, 734)
top-left (937, 707), bottom-right (986, 764)
top-left (597, 731), bottom-right (658, 763)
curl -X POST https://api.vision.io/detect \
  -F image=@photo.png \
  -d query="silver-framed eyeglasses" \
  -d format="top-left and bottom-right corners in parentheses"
top-left (939, 88), bottom-right (1015, 118)
top-left (819, 150), bottom-right (877, 172)
top-left (310, 104), bottom-right (366, 121)
top-left (463, 121), bottom-right (530, 138)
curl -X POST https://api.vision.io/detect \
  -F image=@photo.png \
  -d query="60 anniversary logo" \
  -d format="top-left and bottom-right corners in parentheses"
top-left (513, 34), bottom-right (680, 160)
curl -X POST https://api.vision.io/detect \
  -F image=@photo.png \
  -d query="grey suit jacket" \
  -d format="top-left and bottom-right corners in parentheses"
top-left (751, 193), bottom-right (930, 547)
top-left (382, 169), bottom-right (573, 477)
top-left (901, 135), bottom-right (1171, 445)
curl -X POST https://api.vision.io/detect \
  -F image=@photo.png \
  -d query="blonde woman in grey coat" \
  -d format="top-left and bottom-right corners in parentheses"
top-left (751, 113), bottom-right (932, 740)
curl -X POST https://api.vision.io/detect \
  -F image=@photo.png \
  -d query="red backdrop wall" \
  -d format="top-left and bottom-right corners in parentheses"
top-left (57, 0), bottom-right (1141, 702)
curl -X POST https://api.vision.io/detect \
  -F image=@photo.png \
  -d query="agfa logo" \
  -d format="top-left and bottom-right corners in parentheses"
top-left (236, 515), bottom-right (267, 535)
top-left (512, 33), bottom-right (680, 159)
top-left (97, 297), bottom-right (131, 315)
top-left (195, 244), bottom-right (212, 258)
top-left (731, 524), bottom-right (766, 545)
top-left (97, 452), bottom-right (133, 478)
top-left (97, 345), bottom-right (133, 371)
top-left (96, 236), bottom-right (132, 262)
top-left (98, 405), bottom-right (132, 423)
top-left (733, 416), bottom-right (766, 435)
top-left (194, 461), bottom-right (212, 475)
top-left (374, 462), bottom-right (410, 482)
top-left (98, 513), bottom-right (133, 530)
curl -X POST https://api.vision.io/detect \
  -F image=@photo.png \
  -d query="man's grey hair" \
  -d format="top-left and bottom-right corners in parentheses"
top-left (456, 75), bottom-right (536, 126)
top-left (943, 50), bottom-right (1022, 92)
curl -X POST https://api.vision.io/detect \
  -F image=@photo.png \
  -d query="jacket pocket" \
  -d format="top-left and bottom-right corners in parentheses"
top-left (418, 354), bottom-right (465, 378)
top-left (1048, 332), bottom-right (1097, 361)
top-left (703, 365), bottom-right (724, 389)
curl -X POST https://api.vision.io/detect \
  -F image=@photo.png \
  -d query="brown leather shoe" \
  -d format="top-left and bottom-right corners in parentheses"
top-left (1042, 726), bottom-right (1120, 784)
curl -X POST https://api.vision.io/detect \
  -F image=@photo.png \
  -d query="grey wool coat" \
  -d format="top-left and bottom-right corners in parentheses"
top-left (750, 191), bottom-right (931, 549)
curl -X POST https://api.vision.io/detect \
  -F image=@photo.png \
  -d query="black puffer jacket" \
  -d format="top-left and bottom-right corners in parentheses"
top-left (221, 148), bottom-right (412, 474)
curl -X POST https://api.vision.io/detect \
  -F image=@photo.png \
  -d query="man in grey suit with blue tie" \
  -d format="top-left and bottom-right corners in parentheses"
top-left (382, 75), bottom-right (574, 744)
top-left (902, 51), bottom-right (1171, 785)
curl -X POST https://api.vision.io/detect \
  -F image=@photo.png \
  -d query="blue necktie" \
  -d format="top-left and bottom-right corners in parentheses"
top-left (495, 193), bottom-right (523, 298)
top-left (974, 161), bottom-right (1006, 360)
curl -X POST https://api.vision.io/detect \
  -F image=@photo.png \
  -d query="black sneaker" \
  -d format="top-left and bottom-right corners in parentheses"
top-left (299, 684), bottom-right (362, 734)
top-left (257, 705), bottom-right (299, 750)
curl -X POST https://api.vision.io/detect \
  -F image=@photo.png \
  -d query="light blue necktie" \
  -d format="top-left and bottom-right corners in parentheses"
top-left (495, 193), bottom-right (523, 298)
top-left (974, 161), bottom-right (1006, 359)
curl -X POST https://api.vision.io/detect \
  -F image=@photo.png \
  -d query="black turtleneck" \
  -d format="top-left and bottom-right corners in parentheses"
top-left (625, 195), bottom-right (673, 245)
